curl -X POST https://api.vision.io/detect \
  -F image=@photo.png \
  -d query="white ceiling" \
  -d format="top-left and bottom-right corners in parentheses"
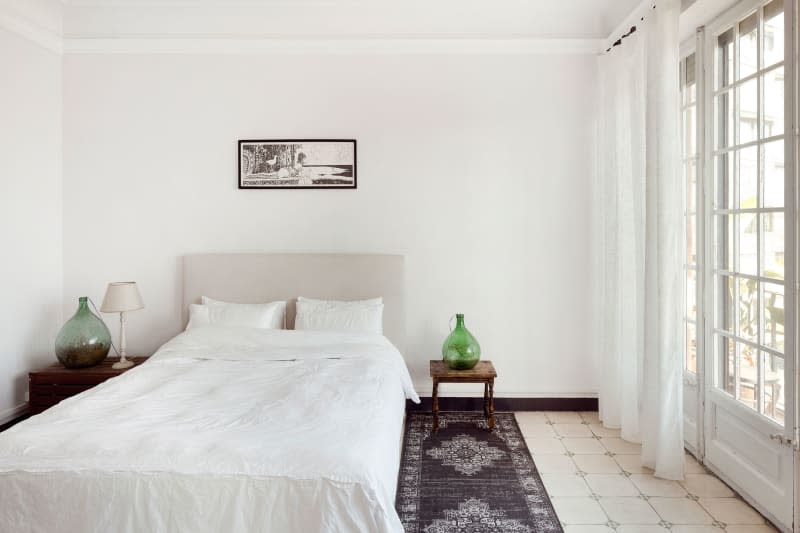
top-left (57, 0), bottom-right (644, 40)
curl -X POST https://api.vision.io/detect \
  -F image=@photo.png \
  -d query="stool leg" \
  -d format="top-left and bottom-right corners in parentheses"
top-left (488, 378), bottom-right (495, 431)
top-left (432, 378), bottom-right (439, 432)
top-left (483, 382), bottom-right (489, 418)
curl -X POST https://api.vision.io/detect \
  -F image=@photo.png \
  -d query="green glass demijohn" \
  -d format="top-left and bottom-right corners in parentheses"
top-left (55, 297), bottom-right (112, 369)
top-left (442, 314), bottom-right (481, 370)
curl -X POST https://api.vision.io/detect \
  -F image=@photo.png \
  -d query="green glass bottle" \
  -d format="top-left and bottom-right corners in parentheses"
top-left (442, 314), bottom-right (481, 370)
top-left (55, 297), bottom-right (112, 368)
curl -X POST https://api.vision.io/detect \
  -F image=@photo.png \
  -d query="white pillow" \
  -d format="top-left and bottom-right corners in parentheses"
top-left (186, 298), bottom-right (286, 330)
top-left (186, 304), bottom-right (211, 330)
top-left (297, 296), bottom-right (383, 307)
top-left (294, 299), bottom-right (383, 334)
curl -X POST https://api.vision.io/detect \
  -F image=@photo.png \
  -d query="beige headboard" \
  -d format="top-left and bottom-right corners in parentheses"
top-left (182, 253), bottom-right (405, 347)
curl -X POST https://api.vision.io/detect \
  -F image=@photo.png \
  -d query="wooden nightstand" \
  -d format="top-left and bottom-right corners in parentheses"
top-left (28, 356), bottom-right (148, 415)
top-left (430, 360), bottom-right (497, 432)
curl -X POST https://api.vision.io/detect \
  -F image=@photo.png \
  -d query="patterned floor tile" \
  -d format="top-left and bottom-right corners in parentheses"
top-left (552, 497), bottom-right (608, 525)
top-left (584, 474), bottom-right (640, 497)
top-left (649, 497), bottom-right (715, 525)
top-left (573, 454), bottom-right (623, 474)
top-left (698, 498), bottom-right (766, 525)
top-left (680, 474), bottom-right (736, 498)
top-left (599, 497), bottom-right (661, 524)
top-left (629, 473), bottom-right (688, 497)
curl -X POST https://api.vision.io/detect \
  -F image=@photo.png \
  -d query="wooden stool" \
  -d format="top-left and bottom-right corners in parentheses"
top-left (429, 360), bottom-right (497, 431)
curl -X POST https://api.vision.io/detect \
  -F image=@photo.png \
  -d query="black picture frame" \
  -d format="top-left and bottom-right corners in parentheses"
top-left (238, 139), bottom-right (357, 190)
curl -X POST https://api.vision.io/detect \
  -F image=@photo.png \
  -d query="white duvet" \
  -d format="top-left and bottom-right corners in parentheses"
top-left (0, 327), bottom-right (419, 533)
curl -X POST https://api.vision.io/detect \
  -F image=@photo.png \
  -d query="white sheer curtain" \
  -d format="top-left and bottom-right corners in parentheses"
top-left (594, 0), bottom-right (684, 480)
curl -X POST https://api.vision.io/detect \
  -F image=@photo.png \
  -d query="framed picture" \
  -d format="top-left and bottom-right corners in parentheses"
top-left (238, 139), bottom-right (357, 189)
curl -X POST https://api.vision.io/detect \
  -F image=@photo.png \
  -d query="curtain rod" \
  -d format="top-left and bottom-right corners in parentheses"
top-left (604, 4), bottom-right (656, 53)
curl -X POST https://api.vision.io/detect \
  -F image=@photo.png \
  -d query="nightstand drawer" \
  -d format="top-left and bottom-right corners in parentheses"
top-left (30, 382), bottom-right (96, 400)
top-left (28, 389), bottom-right (94, 414)
top-left (30, 383), bottom-right (97, 396)
top-left (28, 356), bottom-right (149, 415)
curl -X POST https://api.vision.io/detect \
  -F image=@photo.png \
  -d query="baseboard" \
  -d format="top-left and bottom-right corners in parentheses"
top-left (407, 397), bottom-right (598, 412)
top-left (0, 403), bottom-right (28, 431)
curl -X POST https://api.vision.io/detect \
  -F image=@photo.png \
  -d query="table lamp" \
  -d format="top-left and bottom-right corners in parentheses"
top-left (100, 282), bottom-right (144, 369)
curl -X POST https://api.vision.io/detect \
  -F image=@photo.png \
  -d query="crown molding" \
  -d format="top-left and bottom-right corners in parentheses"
top-left (0, 4), bottom-right (63, 53)
top-left (3, 0), bottom-right (612, 57)
top-left (62, 36), bottom-right (604, 55)
top-left (64, 0), bottom-right (431, 5)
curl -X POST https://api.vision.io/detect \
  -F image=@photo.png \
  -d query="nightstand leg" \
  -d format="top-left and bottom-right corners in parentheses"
top-left (483, 382), bottom-right (489, 418)
top-left (432, 378), bottom-right (440, 432)
top-left (488, 378), bottom-right (495, 431)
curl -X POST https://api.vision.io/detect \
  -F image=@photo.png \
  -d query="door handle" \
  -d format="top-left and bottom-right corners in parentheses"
top-left (770, 433), bottom-right (796, 448)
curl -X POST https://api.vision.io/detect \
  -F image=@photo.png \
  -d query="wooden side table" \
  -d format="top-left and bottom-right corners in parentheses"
top-left (29, 356), bottom-right (149, 415)
top-left (430, 360), bottom-right (497, 431)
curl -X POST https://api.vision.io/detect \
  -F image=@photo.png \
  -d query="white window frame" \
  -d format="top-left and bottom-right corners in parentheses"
top-left (682, 46), bottom-right (701, 378)
top-left (695, 0), bottom-right (797, 528)
top-left (681, 34), bottom-right (706, 458)
top-left (706, 0), bottom-right (793, 425)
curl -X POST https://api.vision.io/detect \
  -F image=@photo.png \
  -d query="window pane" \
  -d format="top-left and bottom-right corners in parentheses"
top-left (738, 213), bottom-right (758, 275)
top-left (687, 158), bottom-right (697, 213)
top-left (686, 321), bottom-right (697, 373)
top-left (763, 282), bottom-right (785, 352)
top-left (685, 53), bottom-right (697, 87)
top-left (738, 278), bottom-right (758, 342)
top-left (762, 140), bottom-right (784, 207)
top-left (763, 212), bottom-right (785, 279)
top-left (717, 91), bottom-right (735, 148)
top-left (764, 0), bottom-right (784, 68)
top-left (684, 105), bottom-right (697, 157)
top-left (763, 140), bottom-right (785, 207)
top-left (737, 78), bottom-right (758, 144)
top-left (716, 152), bottom-right (734, 209)
top-left (738, 12), bottom-right (759, 79)
top-left (738, 146), bottom-right (758, 209)
top-left (718, 335), bottom-right (735, 394)
top-left (717, 215), bottom-right (734, 271)
top-left (763, 66), bottom-right (784, 138)
top-left (718, 28), bottom-right (735, 88)
top-left (764, 353), bottom-right (785, 424)
top-left (681, 55), bottom-right (697, 105)
top-left (687, 269), bottom-right (697, 320)
top-left (737, 342), bottom-right (759, 410)
top-left (719, 274), bottom-right (735, 333)
top-left (687, 214), bottom-right (697, 264)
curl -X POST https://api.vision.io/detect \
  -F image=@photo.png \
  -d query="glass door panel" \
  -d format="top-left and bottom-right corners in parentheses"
top-left (703, 0), bottom-right (793, 528)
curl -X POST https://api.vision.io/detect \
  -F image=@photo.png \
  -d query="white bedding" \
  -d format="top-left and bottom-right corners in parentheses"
top-left (0, 327), bottom-right (419, 533)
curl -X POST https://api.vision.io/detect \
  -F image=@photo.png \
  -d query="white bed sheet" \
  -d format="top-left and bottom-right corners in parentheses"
top-left (0, 327), bottom-right (419, 533)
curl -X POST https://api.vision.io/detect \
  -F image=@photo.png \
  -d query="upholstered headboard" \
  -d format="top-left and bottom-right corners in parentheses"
top-left (182, 253), bottom-right (405, 347)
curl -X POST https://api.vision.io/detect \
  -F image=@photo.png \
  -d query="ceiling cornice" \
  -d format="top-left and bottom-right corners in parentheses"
top-left (62, 0), bottom-right (401, 5)
top-left (62, 36), bottom-right (604, 55)
top-left (2, 0), bottom-right (623, 56)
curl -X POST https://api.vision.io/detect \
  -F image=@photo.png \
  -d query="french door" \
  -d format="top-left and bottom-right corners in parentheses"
top-left (699, 0), bottom-right (797, 529)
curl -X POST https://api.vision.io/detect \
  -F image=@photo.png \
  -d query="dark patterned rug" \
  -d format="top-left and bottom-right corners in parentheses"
top-left (396, 412), bottom-right (563, 533)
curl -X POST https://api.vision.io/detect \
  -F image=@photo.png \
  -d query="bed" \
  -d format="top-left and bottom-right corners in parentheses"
top-left (0, 253), bottom-right (419, 533)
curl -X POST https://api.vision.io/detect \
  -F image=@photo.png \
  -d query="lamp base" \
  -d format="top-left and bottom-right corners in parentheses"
top-left (112, 359), bottom-right (135, 370)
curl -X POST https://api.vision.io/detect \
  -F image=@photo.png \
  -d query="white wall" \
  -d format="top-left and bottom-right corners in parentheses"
top-left (0, 28), bottom-right (62, 420)
top-left (63, 52), bottom-right (598, 397)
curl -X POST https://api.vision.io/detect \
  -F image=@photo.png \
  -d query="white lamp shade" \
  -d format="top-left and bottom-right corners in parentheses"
top-left (100, 282), bottom-right (144, 313)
